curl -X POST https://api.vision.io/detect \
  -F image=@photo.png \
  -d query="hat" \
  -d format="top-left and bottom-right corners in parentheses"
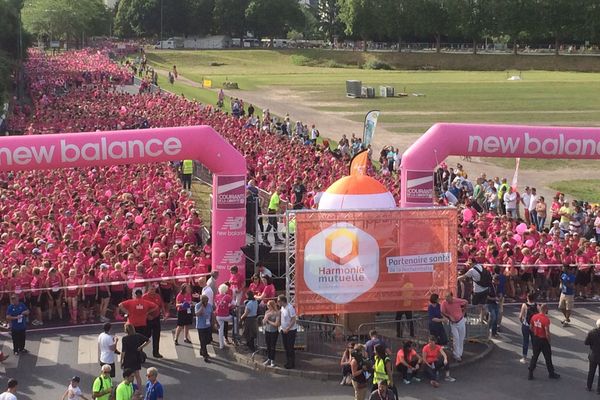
top-left (71, 376), bottom-right (80, 382)
top-left (552, 221), bottom-right (559, 225)
top-left (591, 238), bottom-right (597, 244)
top-left (100, 263), bottom-right (109, 269)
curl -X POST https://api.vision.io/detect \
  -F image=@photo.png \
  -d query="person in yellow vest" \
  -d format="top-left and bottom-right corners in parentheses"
top-left (265, 185), bottom-right (284, 245)
top-left (181, 160), bottom-right (193, 191)
top-left (372, 344), bottom-right (396, 397)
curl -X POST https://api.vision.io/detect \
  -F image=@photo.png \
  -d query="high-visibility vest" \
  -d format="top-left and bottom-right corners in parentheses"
top-left (182, 160), bottom-right (193, 174)
top-left (373, 356), bottom-right (389, 384)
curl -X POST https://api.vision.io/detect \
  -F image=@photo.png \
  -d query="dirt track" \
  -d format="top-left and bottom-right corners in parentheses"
top-left (156, 70), bottom-right (585, 201)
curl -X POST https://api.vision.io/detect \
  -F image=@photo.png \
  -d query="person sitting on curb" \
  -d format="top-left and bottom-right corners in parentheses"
top-left (422, 335), bottom-right (456, 388)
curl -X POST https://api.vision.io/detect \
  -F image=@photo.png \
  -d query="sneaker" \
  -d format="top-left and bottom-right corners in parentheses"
top-left (520, 357), bottom-right (528, 364)
top-left (339, 378), bottom-right (346, 385)
top-left (444, 376), bottom-right (456, 382)
top-left (412, 377), bottom-right (421, 382)
top-left (153, 354), bottom-right (163, 359)
top-left (403, 379), bottom-right (411, 385)
top-left (263, 359), bottom-right (271, 366)
top-left (19, 349), bottom-right (28, 354)
top-left (269, 360), bottom-right (275, 367)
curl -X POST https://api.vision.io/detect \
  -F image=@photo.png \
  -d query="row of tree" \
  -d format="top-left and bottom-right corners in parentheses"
top-left (21, 0), bottom-right (112, 45)
top-left (338, 0), bottom-right (600, 54)
top-left (112, 0), bottom-right (600, 54)
top-left (0, 0), bottom-right (26, 102)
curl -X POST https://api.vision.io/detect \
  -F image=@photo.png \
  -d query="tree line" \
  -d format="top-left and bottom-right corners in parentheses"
top-left (110, 0), bottom-right (600, 54)
top-left (0, 0), bottom-right (28, 103)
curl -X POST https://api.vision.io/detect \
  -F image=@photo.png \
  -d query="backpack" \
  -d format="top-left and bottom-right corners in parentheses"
top-left (525, 303), bottom-right (538, 325)
top-left (473, 265), bottom-right (492, 288)
top-left (92, 375), bottom-right (112, 399)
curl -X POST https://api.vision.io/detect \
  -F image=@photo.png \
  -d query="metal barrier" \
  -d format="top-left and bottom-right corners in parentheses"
top-left (464, 305), bottom-right (490, 341)
top-left (357, 318), bottom-right (431, 350)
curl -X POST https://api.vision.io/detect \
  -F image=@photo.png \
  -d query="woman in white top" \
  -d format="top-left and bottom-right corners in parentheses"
top-left (61, 377), bottom-right (90, 400)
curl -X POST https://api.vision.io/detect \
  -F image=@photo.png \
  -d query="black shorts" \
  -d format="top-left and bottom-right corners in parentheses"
top-left (29, 295), bottom-right (39, 308)
top-left (98, 290), bottom-right (110, 299)
top-left (160, 288), bottom-right (172, 304)
top-left (111, 291), bottom-right (124, 306)
top-left (177, 309), bottom-right (193, 326)
top-left (472, 290), bottom-right (489, 305)
top-left (550, 274), bottom-right (561, 288)
top-left (521, 273), bottom-right (533, 282)
top-left (50, 290), bottom-right (61, 301)
top-left (575, 270), bottom-right (592, 286)
top-left (82, 296), bottom-right (96, 308)
top-left (593, 275), bottom-right (600, 283)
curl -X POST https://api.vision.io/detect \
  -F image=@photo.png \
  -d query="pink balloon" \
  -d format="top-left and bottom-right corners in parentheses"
top-left (105, 190), bottom-right (112, 198)
top-left (514, 234), bottom-right (522, 243)
top-left (525, 239), bottom-right (534, 248)
top-left (134, 215), bottom-right (143, 225)
top-left (516, 223), bottom-right (527, 234)
top-left (463, 209), bottom-right (473, 222)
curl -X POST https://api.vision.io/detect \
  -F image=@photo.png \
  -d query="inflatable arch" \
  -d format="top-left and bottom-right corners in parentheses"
top-left (0, 125), bottom-right (247, 281)
top-left (401, 123), bottom-right (600, 208)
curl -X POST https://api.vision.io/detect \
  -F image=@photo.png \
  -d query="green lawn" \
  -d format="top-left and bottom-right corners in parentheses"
top-left (550, 180), bottom-right (600, 203)
top-left (146, 48), bottom-right (600, 198)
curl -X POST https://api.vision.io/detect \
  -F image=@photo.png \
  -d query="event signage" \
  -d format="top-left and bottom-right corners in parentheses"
top-left (0, 125), bottom-right (247, 286)
top-left (405, 170), bottom-right (434, 204)
top-left (295, 208), bottom-right (457, 314)
top-left (401, 123), bottom-right (600, 207)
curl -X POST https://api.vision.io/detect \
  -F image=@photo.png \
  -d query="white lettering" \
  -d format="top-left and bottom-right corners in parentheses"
top-left (541, 137), bottom-right (558, 155)
top-left (145, 139), bottom-right (162, 157)
top-left (164, 137), bottom-right (182, 156)
top-left (127, 140), bottom-right (145, 158)
top-left (483, 136), bottom-right (499, 153)
top-left (31, 145), bottom-right (55, 164)
top-left (107, 141), bottom-right (127, 159)
top-left (565, 138), bottom-right (581, 156)
top-left (61, 140), bottom-right (80, 162)
top-left (0, 148), bottom-right (12, 165)
top-left (13, 147), bottom-right (32, 165)
top-left (468, 135), bottom-right (483, 153)
top-left (81, 143), bottom-right (100, 161)
top-left (524, 132), bottom-right (541, 155)
top-left (499, 136), bottom-right (520, 153)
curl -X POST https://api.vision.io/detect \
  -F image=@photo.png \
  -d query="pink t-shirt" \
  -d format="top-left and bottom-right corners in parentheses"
top-left (215, 293), bottom-right (232, 317)
top-left (441, 298), bottom-right (468, 323)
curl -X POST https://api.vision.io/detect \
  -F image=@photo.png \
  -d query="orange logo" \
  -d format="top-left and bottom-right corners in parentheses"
top-left (325, 229), bottom-right (359, 265)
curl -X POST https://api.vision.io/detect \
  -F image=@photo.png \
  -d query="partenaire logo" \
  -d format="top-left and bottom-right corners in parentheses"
top-left (304, 222), bottom-right (379, 304)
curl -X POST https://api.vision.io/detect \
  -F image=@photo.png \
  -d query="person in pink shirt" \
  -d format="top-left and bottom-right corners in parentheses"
top-left (215, 284), bottom-right (235, 349)
top-left (228, 266), bottom-right (245, 306)
top-left (440, 293), bottom-right (468, 362)
top-left (255, 275), bottom-right (276, 307)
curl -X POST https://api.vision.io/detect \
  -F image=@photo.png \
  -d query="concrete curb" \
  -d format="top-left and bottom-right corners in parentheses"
top-left (232, 340), bottom-right (496, 381)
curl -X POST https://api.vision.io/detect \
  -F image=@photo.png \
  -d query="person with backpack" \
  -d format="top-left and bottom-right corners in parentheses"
top-left (92, 365), bottom-right (114, 400)
top-left (519, 292), bottom-right (539, 364)
top-left (458, 262), bottom-right (492, 324)
top-left (441, 293), bottom-right (468, 362)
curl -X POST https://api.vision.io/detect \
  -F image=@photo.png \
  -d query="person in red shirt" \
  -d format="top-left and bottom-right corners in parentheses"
top-left (142, 285), bottom-right (164, 358)
top-left (119, 289), bottom-right (159, 338)
top-left (421, 336), bottom-right (454, 387)
top-left (395, 340), bottom-right (422, 384)
top-left (528, 304), bottom-right (560, 380)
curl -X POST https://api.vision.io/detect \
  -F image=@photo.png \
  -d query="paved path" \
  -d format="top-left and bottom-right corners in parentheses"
top-left (1, 304), bottom-right (598, 399)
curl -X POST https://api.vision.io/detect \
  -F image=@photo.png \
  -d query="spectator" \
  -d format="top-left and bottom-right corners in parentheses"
top-left (441, 293), bottom-right (467, 362)
top-left (240, 290), bottom-right (258, 352)
top-left (0, 379), bottom-right (18, 400)
top-left (174, 284), bottom-right (193, 346)
top-left (428, 294), bottom-right (448, 345)
top-left (120, 323), bottom-right (149, 389)
top-left (528, 304), bottom-right (560, 380)
top-left (119, 290), bottom-right (158, 339)
top-left (262, 299), bottom-right (280, 367)
top-left (278, 294), bottom-right (297, 369)
top-left (215, 284), bottom-right (234, 349)
top-left (115, 368), bottom-right (140, 400)
top-left (142, 286), bottom-right (164, 359)
top-left (144, 367), bottom-right (164, 400)
top-left (422, 336), bottom-right (455, 388)
top-left (339, 341), bottom-right (355, 386)
top-left (61, 376), bottom-right (90, 400)
top-left (395, 340), bottom-right (422, 385)
top-left (92, 364), bottom-right (114, 400)
top-left (195, 294), bottom-right (213, 363)
top-left (6, 294), bottom-right (29, 355)
top-left (368, 380), bottom-right (395, 400)
top-left (98, 323), bottom-right (119, 377)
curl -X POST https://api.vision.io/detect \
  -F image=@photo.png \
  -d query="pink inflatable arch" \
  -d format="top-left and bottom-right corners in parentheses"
top-left (401, 123), bottom-right (600, 207)
top-left (0, 125), bottom-right (246, 282)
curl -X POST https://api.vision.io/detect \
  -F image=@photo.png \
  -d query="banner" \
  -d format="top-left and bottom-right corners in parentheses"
top-left (511, 158), bottom-right (520, 190)
top-left (349, 149), bottom-right (369, 176)
top-left (363, 110), bottom-right (380, 147)
top-left (294, 208), bottom-right (457, 315)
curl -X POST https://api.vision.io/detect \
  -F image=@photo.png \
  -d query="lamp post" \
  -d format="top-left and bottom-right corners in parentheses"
top-left (160, 0), bottom-right (163, 49)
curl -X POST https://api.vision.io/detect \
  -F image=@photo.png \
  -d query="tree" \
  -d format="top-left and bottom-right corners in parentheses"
top-left (411, 0), bottom-right (450, 53)
top-left (22, 0), bottom-right (111, 43)
top-left (380, 0), bottom-right (416, 51)
top-left (338, 0), bottom-right (385, 50)
top-left (496, 0), bottom-right (538, 54)
top-left (449, 0), bottom-right (495, 54)
top-left (213, 0), bottom-right (250, 37)
top-left (245, 0), bottom-right (304, 41)
top-left (300, 3), bottom-right (321, 40)
top-left (185, 0), bottom-right (215, 36)
top-left (317, 0), bottom-right (342, 43)
top-left (537, 0), bottom-right (584, 55)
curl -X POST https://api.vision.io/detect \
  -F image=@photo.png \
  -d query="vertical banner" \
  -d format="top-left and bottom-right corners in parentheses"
top-left (363, 110), bottom-right (380, 147)
top-left (349, 149), bottom-right (370, 176)
top-left (212, 174), bottom-right (246, 284)
top-left (511, 157), bottom-right (520, 190)
top-left (294, 208), bottom-right (457, 315)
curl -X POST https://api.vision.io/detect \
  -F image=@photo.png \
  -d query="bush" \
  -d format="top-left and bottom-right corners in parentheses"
top-left (325, 60), bottom-right (345, 68)
top-left (364, 59), bottom-right (393, 70)
top-left (290, 54), bottom-right (314, 66)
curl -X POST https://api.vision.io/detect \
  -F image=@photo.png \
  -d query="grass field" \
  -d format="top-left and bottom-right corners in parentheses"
top-left (550, 180), bottom-right (600, 203)
top-left (146, 48), bottom-right (600, 197)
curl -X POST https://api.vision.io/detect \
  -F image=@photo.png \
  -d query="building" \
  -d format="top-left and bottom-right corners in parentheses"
top-left (183, 35), bottom-right (231, 50)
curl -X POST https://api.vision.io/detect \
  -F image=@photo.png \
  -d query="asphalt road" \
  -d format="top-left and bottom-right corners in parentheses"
top-left (2, 304), bottom-right (599, 400)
